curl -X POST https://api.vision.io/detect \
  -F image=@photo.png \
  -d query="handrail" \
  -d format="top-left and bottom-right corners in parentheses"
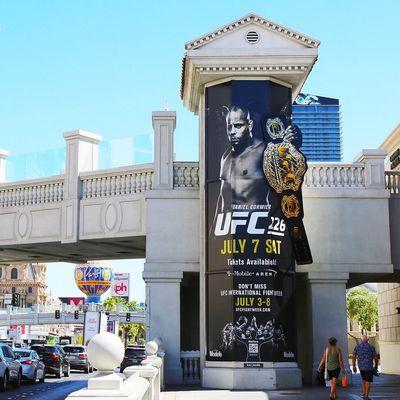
top-left (385, 171), bottom-right (400, 194)
top-left (80, 165), bottom-right (154, 198)
top-left (0, 175), bottom-right (65, 207)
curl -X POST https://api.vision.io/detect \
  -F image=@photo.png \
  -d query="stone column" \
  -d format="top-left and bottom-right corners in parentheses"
top-left (355, 149), bottom-right (387, 189)
top-left (306, 272), bottom-right (351, 384)
top-left (62, 130), bottom-right (102, 243)
top-left (152, 111), bottom-right (176, 190)
top-left (143, 270), bottom-right (183, 384)
top-left (0, 149), bottom-right (10, 183)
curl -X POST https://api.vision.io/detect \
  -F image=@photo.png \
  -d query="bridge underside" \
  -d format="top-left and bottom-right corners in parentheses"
top-left (0, 236), bottom-right (146, 264)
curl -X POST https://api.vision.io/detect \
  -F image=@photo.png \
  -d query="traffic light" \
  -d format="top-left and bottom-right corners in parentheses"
top-left (74, 310), bottom-right (79, 320)
top-left (126, 313), bottom-right (131, 322)
top-left (11, 293), bottom-right (20, 307)
top-left (55, 309), bottom-right (61, 319)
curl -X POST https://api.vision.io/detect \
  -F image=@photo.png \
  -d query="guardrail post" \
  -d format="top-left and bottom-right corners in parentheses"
top-left (0, 149), bottom-right (10, 183)
top-left (355, 149), bottom-right (387, 189)
top-left (152, 111), bottom-right (176, 189)
top-left (62, 130), bottom-right (102, 243)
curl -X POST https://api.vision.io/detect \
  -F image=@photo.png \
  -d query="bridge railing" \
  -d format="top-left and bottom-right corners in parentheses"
top-left (173, 162), bottom-right (200, 188)
top-left (80, 164), bottom-right (154, 199)
top-left (385, 171), bottom-right (400, 194)
top-left (180, 350), bottom-right (201, 384)
top-left (0, 174), bottom-right (65, 207)
top-left (304, 163), bottom-right (365, 188)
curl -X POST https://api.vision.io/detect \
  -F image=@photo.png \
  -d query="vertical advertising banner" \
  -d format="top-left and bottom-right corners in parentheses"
top-left (205, 80), bottom-right (311, 365)
top-left (111, 273), bottom-right (130, 301)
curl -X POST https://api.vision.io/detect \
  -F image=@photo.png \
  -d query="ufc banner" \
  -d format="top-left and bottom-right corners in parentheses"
top-left (205, 80), bottom-right (311, 364)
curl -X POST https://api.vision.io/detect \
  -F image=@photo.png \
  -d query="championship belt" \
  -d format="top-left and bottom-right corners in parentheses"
top-left (263, 118), bottom-right (313, 265)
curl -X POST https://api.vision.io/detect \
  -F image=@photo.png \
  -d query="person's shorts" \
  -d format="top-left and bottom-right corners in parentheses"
top-left (360, 370), bottom-right (374, 382)
top-left (327, 367), bottom-right (341, 379)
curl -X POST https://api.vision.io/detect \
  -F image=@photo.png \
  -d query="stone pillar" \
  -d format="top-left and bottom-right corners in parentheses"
top-left (143, 270), bottom-right (183, 384)
top-left (306, 272), bottom-right (351, 384)
top-left (0, 149), bottom-right (10, 183)
top-left (152, 111), bottom-right (176, 189)
top-left (62, 130), bottom-right (102, 243)
top-left (355, 149), bottom-right (387, 189)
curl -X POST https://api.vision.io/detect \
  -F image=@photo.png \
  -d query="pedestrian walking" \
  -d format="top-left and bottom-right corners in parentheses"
top-left (352, 334), bottom-right (379, 400)
top-left (317, 337), bottom-right (344, 400)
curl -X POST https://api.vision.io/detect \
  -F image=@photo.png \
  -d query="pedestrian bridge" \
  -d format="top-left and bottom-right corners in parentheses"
top-left (0, 306), bottom-right (145, 326)
top-left (1, 111), bottom-right (400, 386)
top-left (0, 119), bottom-right (398, 279)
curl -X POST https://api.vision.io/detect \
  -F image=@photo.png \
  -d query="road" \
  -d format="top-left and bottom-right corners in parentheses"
top-left (1, 371), bottom-right (93, 400)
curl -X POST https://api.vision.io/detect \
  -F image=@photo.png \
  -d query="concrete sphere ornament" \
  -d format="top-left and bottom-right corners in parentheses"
top-left (145, 340), bottom-right (158, 356)
top-left (87, 332), bottom-right (124, 371)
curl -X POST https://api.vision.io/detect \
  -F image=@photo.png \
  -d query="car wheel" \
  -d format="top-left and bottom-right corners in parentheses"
top-left (56, 365), bottom-right (62, 378)
top-left (30, 369), bottom-right (37, 385)
top-left (63, 365), bottom-right (70, 377)
top-left (84, 365), bottom-right (90, 374)
top-left (0, 372), bottom-right (8, 392)
top-left (13, 370), bottom-right (21, 388)
top-left (39, 371), bottom-right (45, 383)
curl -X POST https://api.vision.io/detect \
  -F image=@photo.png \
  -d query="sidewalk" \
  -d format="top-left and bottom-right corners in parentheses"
top-left (162, 373), bottom-right (400, 400)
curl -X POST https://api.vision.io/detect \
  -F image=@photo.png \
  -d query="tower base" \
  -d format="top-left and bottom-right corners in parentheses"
top-left (202, 362), bottom-right (302, 390)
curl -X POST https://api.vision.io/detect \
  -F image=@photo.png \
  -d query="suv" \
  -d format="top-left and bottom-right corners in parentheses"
top-left (30, 345), bottom-right (70, 378)
top-left (120, 346), bottom-right (146, 372)
top-left (0, 344), bottom-right (22, 391)
top-left (62, 345), bottom-right (92, 373)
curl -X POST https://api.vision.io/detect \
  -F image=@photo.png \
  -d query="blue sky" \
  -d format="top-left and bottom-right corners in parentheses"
top-left (1, 1), bottom-right (399, 301)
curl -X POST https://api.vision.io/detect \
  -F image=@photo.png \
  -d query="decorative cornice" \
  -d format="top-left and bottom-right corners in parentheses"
top-left (185, 13), bottom-right (320, 50)
top-left (196, 65), bottom-right (308, 73)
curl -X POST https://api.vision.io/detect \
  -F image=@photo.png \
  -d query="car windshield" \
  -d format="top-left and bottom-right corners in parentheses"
top-left (64, 346), bottom-right (85, 354)
top-left (125, 348), bottom-right (145, 356)
top-left (14, 351), bottom-right (31, 358)
top-left (31, 346), bottom-right (55, 354)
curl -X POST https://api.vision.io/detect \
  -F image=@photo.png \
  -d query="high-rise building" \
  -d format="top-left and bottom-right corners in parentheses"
top-left (293, 93), bottom-right (342, 161)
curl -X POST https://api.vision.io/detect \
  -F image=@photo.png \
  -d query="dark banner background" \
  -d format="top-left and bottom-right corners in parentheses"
top-left (205, 80), bottom-right (298, 363)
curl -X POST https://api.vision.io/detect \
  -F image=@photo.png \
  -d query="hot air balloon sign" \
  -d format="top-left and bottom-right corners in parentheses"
top-left (74, 263), bottom-right (114, 303)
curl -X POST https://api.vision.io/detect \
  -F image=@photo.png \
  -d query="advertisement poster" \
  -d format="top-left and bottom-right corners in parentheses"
top-left (205, 80), bottom-right (310, 364)
top-left (83, 311), bottom-right (100, 344)
top-left (111, 273), bottom-right (130, 301)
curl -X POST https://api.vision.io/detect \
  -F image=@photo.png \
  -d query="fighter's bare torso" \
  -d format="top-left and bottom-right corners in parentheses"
top-left (219, 138), bottom-right (270, 211)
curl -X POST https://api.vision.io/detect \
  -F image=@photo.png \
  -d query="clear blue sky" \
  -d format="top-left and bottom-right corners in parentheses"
top-left (1, 1), bottom-right (399, 301)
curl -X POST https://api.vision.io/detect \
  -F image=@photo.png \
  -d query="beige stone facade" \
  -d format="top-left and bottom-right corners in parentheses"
top-left (0, 263), bottom-right (47, 308)
top-left (377, 283), bottom-right (400, 373)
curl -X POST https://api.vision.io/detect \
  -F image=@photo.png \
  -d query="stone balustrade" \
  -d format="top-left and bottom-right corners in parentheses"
top-left (304, 163), bottom-right (365, 188)
top-left (173, 162), bottom-right (200, 188)
top-left (1, 161), bottom-right (390, 210)
top-left (180, 350), bottom-right (200, 383)
top-left (66, 333), bottom-right (163, 400)
top-left (0, 175), bottom-right (64, 207)
top-left (386, 171), bottom-right (400, 194)
top-left (80, 164), bottom-right (154, 199)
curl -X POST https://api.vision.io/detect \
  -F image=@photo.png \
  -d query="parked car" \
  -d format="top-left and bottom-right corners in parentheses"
top-left (14, 349), bottom-right (45, 384)
top-left (0, 344), bottom-right (22, 391)
top-left (62, 345), bottom-right (93, 373)
top-left (30, 345), bottom-right (70, 378)
top-left (120, 346), bottom-right (146, 372)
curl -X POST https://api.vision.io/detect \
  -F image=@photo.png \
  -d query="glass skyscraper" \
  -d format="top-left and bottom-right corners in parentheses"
top-left (292, 93), bottom-right (342, 161)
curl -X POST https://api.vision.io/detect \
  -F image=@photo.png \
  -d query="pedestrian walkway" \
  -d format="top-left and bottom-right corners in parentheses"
top-left (162, 374), bottom-right (400, 400)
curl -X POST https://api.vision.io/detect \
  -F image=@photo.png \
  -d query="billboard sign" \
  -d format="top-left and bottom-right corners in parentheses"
top-left (111, 273), bottom-right (130, 300)
top-left (205, 80), bottom-right (311, 364)
top-left (59, 297), bottom-right (85, 307)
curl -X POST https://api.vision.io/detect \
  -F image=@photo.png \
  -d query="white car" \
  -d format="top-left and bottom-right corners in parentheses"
top-left (14, 349), bottom-right (45, 384)
top-left (0, 344), bottom-right (22, 391)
